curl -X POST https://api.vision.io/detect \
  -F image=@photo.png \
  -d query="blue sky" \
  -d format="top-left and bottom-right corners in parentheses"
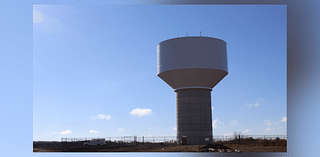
top-left (33, 5), bottom-right (287, 141)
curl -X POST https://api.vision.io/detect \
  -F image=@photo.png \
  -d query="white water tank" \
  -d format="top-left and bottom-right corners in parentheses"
top-left (157, 36), bottom-right (228, 145)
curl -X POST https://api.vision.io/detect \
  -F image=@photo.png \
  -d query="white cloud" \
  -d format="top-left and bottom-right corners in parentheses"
top-left (118, 128), bottom-right (124, 131)
top-left (246, 97), bottom-right (263, 107)
top-left (173, 127), bottom-right (177, 131)
top-left (91, 114), bottom-right (111, 120)
top-left (33, 9), bottom-right (44, 23)
top-left (264, 119), bottom-right (272, 126)
top-left (60, 130), bottom-right (72, 135)
top-left (129, 108), bottom-right (152, 116)
top-left (213, 119), bottom-right (224, 128)
top-left (213, 119), bottom-right (218, 128)
top-left (266, 128), bottom-right (274, 132)
top-left (246, 103), bottom-right (259, 107)
top-left (229, 121), bottom-right (238, 126)
top-left (281, 116), bottom-right (287, 122)
top-left (89, 130), bottom-right (99, 133)
top-left (97, 114), bottom-right (111, 120)
top-left (243, 129), bottom-right (252, 134)
top-left (212, 107), bottom-right (214, 110)
top-left (51, 132), bottom-right (57, 134)
top-left (223, 132), bottom-right (233, 138)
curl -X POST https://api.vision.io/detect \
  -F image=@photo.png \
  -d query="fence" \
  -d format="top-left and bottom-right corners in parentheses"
top-left (60, 135), bottom-right (286, 147)
top-left (213, 135), bottom-right (287, 142)
top-left (60, 136), bottom-right (177, 147)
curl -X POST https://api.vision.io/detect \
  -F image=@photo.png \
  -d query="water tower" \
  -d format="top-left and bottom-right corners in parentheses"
top-left (157, 36), bottom-right (228, 145)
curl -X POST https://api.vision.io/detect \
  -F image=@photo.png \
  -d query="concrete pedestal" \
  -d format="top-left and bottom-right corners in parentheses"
top-left (175, 88), bottom-right (213, 145)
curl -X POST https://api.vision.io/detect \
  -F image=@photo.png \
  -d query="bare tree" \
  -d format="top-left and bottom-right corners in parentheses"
top-left (233, 131), bottom-right (242, 144)
top-left (233, 131), bottom-right (238, 144)
top-left (238, 132), bottom-right (241, 144)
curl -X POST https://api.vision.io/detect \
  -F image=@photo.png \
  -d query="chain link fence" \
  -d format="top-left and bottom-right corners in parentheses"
top-left (60, 136), bottom-right (177, 147)
top-left (213, 135), bottom-right (287, 142)
top-left (57, 135), bottom-right (286, 148)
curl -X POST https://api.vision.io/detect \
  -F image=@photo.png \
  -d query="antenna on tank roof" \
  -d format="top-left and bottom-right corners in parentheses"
top-left (200, 31), bottom-right (202, 36)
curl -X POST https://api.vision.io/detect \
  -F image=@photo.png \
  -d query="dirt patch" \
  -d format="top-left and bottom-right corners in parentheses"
top-left (228, 145), bottom-right (286, 153)
top-left (201, 143), bottom-right (232, 150)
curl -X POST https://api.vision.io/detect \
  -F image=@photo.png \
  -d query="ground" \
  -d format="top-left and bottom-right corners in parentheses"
top-left (33, 143), bottom-right (286, 153)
